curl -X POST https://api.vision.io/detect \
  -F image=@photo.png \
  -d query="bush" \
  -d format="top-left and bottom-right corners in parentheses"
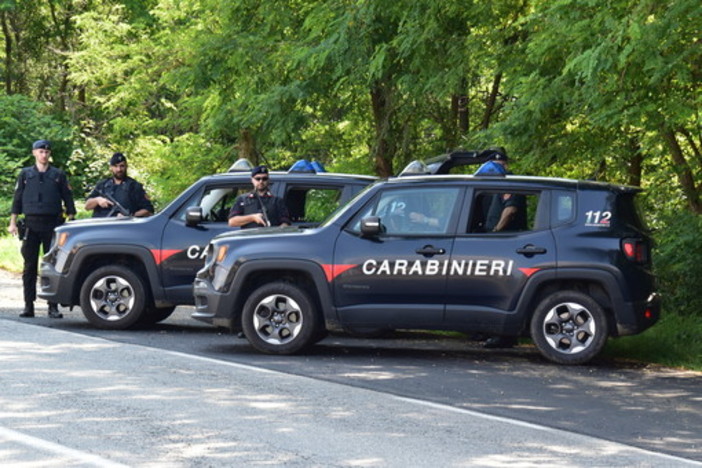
top-left (0, 94), bottom-right (74, 198)
top-left (653, 211), bottom-right (702, 317)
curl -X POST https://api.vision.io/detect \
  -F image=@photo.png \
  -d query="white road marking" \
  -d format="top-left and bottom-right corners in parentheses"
top-left (0, 426), bottom-right (130, 468)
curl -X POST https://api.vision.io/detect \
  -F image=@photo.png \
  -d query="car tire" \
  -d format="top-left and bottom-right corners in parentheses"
top-left (80, 265), bottom-right (147, 330)
top-left (530, 290), bottom-right (609, 365)
top-left (139, 306), bottom-right (177, 326)
top-left (241, 282), bottom-right (320, 354)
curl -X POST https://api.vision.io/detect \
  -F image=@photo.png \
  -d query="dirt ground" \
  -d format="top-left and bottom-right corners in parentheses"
top-left (0, 268), bottom-right (29, 309)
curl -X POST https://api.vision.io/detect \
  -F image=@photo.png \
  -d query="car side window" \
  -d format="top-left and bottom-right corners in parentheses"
top-left (285, 186), bottom-right (343, 224)
top-left (468, 190), bottom-right (542, 233)
top-left (176, 185), bottom-right (250, 223)
top-left (349, 187), bottom-right (460, 235)
top-left (553, 190), bottom-right (576, 226)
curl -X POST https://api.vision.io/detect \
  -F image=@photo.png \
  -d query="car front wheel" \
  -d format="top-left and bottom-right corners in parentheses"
top-left (80, 265), bottom-right (147, 330)
top-left (241, 282), bottom-right (321, 354)
top-left (530, 290), bottom-right (608, 365)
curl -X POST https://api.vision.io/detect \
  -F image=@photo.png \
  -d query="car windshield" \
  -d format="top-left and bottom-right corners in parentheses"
top-left (318, 183), bottom-right (377, 228)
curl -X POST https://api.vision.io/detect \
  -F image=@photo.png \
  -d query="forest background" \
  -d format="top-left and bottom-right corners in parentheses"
top-left (1, 0), bottom-right (700, 365)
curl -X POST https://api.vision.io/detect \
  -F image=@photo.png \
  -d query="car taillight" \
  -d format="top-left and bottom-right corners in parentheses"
top-left (622, 238), bottom-right (648, 263)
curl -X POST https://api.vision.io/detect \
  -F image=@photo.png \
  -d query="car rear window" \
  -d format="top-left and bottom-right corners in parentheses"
top-left (616, 192), bottom-right (649, 231)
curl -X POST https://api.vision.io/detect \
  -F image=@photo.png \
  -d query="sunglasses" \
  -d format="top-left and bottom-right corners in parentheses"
top-left (253, 176), bottom-right (269, 181)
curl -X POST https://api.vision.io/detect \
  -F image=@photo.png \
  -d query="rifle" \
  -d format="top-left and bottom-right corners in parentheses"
top-left (254, 192), bottom-right (271, 227)
top-left (97, 188), bottom-right (130, 217)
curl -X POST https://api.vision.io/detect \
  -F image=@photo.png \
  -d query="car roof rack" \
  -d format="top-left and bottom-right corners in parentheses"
top-left (398, 149), bottom-right (495, 176)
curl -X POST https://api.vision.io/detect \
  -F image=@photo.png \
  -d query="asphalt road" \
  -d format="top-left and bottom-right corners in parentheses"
top-left (0, 270), bottom-right (700, 466)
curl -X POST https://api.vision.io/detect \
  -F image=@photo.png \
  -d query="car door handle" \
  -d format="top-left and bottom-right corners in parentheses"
top-left (516, 244), bottom-right (547, 257)
top-left (416, 245), bottom-right (446, 256)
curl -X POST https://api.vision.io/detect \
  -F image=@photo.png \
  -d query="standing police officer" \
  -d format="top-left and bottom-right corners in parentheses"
top-left (84, 152), bottom-right (154, 217)
top-left (8, 139), bottom-right (76, 318)
top-left (228, 165), bottom-right (291, 229)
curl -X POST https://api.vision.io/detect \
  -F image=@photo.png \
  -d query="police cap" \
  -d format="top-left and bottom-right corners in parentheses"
top-left (32, 139), bottom-right (51, 150)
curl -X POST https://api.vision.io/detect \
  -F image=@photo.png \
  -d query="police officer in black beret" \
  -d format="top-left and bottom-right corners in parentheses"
top-left (8, 140), bottom-right (76, 318)
top-left (228, 165), bottom-right (291, 229)
top-left (84, 152), bottom-right (154, 218)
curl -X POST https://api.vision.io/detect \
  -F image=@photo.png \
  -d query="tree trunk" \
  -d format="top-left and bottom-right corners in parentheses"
top-left (458, 77), bottom-right (469, 134)
top-left (480, 72), bottom-right (502, 130)
top-left (238, 128), bottom-right (257, 163)
top-left (660, 127), bottom-right (702, 214)
top-left (1, 12), bottom-right (12, 94)
top-left (370, 82), bottom-right (394, 177)
top-left (626, 137), bottom-right (643, 187)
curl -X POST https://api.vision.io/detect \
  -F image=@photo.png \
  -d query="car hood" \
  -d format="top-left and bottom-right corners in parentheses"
top-left (61, 215), bottom-right (154, 229)
top-left (213, 225), bottom-right (309, 242)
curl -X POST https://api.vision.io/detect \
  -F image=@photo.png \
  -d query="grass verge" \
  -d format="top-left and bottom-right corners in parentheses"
top-left (602, 312), bottom-right (702, 371)
top-left (0, 235), bottom-right (22, 273)
top-left (0, 235), bottom-right (699, 371)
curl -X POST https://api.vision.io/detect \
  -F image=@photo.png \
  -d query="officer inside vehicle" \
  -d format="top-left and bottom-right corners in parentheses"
top-left (474, 147), bottom-right (525, 349)
top-left (475, 148), bottom-right (527, 233)
top-left (85, 152), bottom-right (154, 217)
top-left (228, 165), bottom-right (291, 229)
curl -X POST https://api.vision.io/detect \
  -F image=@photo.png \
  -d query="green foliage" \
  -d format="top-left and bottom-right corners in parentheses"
top-left (653, 210), bottom-right (702, 317)
top-left (0, 235), bottom-right (22, 273)
top-left (125, 133), bottom-right (231, 206)
top-left (0, 94), bottom-right (74, 197)
top-left (2, 0), bottom-right (702, 334)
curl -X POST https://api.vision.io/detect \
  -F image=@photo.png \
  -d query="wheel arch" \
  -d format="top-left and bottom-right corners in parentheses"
top-left (517, 268), bottom-right (623, 337)
top-left (230, 259), bottom-right (336, 330)
top-left (68, 245), bottom-right (163, 306)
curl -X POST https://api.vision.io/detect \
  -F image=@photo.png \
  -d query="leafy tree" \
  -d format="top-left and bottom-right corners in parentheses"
top-left (491, 0), bottom-right (701, 211)
top-left (0, 94), bottom-right (73, 198)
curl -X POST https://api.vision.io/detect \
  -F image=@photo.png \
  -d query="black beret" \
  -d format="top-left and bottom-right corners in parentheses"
top-left (110, 152), bottom-right (127, 165)
top-left (251, 165), bottom-right (269, 177)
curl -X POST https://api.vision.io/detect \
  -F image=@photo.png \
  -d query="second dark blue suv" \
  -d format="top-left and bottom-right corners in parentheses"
top-left (192, 168), bottom-right (660, 365)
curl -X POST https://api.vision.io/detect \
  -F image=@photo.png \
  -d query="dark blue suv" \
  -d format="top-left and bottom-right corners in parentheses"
top-left (192, 165), bottom-right (660, 364)
top-left (38, 161), bottom-right (376, 330)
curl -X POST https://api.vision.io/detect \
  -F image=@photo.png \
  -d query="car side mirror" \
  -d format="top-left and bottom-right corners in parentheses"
top-left (185, 206), bottom-right (203, 227)
top-left (360, 216), bottom-right (382, 237)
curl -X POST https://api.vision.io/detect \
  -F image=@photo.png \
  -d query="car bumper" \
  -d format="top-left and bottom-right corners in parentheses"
top-left (38, 262), bottom-right (75, 306)
top-left (616, 292), bottom-right (661, 336)
top-left (192, 278), bottom-right (236, 329)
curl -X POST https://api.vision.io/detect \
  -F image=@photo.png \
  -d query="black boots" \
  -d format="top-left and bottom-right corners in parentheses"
top-left (19, 302), bottom-right (63, 318)
top-left (48, 303), bottom-right (63, 319)
top-left (19, 302), bottom-right (35, 318)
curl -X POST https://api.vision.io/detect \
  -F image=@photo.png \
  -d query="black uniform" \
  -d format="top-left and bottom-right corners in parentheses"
top-left (88, 176), bottom-right (153, 217)
top-left (228, 190), bottom-right (291, 229)
top-left (12, 165), bottom-right (76, 304)
top-left (485, 193), bottom-right (527, 232)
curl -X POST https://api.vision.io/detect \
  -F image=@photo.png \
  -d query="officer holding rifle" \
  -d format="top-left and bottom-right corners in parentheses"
top-left (228, 165), bottom-right (290, 229)
top-left (85, 152), bottom-right (153, 218)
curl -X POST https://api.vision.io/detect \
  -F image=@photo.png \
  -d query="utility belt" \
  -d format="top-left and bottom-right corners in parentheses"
top-left (22, 214), bottom-right (65, 235)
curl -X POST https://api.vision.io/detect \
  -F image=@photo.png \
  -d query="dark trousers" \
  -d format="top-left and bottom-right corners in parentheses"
top-left (21, 228), bottom-right (54, 304)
